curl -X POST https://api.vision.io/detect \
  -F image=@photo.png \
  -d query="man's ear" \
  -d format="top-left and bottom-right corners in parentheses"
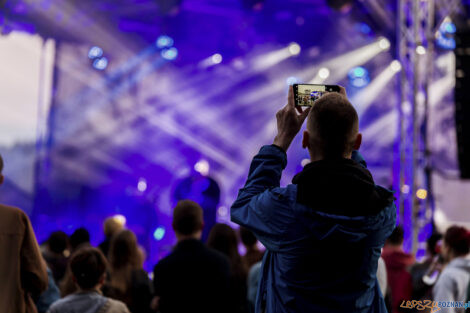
top-left (302, 130), bottom-right (310, 149)
top-left (99, 273), bottom-right (106, 285)
top-left (353, 133), bottom-right (362, 150)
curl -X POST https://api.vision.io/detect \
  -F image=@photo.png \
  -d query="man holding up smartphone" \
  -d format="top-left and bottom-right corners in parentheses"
top-left (230, 86), bottom-right (396, 313)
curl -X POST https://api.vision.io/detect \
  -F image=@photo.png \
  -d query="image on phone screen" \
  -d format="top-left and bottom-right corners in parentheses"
top-left (296, 84), bottom-right (327, 107)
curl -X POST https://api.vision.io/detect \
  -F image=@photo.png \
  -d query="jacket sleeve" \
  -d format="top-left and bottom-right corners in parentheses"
top-left (20, 211), bottom-right (48, 297)
top-left (230, 145), bottom-right (295, 251)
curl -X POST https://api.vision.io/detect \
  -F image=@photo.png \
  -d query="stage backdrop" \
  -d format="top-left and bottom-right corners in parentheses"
top-left (31, 22), bottom-right (399, 269)
top-left (2, 1), bottom-right (468, 269)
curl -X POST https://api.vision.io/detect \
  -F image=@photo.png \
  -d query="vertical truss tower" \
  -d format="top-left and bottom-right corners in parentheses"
top-left (397, 0), bottom-right (434, 255)
top-left (397, 0), bottom-right (464, 256)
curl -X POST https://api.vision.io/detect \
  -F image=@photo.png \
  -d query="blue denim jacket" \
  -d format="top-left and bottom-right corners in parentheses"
top-left (231, 145), bottom-right (396, 313)
top-left (36, 267), bottom-right (60, 313)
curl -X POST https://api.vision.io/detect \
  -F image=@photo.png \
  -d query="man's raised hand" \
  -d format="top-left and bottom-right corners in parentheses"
top-left (273, 86), bottom-right (310, 152)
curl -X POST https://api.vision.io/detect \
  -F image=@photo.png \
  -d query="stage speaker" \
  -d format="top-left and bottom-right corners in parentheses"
top-left (455, 26), bottom-right (470, 178)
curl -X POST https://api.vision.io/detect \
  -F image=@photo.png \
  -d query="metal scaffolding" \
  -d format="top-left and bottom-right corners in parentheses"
top-left (397, 0), bottom-right (434, 255)
top-left (397, 0), bottom-right (464, 256)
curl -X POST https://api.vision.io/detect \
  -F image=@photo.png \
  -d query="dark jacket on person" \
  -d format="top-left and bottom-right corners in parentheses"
top-left (152, 239), bottom-right (230, 313)
top-left (410, 258), bottom-right (433, 301)
top-left (228, 265), bottom-right (249, 313)
top-left (231, 145), bottom-right (396, 313)
top-left (103, 269), bottom-right (153, 313)
top-left (0, 204), bottom-right (48, 313)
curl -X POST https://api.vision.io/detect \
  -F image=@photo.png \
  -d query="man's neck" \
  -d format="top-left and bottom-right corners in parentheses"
top-left (309, 151), bottom-right (352, 163)
top-left (77, 286), bottom-right (101, 294)
top-left (176, 232), bottom-right (201, 243)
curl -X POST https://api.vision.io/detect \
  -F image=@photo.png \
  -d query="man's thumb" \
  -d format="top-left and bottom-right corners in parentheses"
top-left (300, 107), bottom-right (310, 122)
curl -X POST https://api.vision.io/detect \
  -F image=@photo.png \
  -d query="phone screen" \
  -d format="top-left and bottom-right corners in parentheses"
top-left (295, 84), bottom-right (327, 107)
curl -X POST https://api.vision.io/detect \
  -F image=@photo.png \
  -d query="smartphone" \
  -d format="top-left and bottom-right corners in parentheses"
top-left (293, 84), bottom-right (340, 107)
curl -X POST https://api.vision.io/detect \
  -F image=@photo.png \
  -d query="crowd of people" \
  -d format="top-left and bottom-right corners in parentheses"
top-left (2, 190), bottom-right (469, 313)
top-left (381, 225), bottom-right (470, 313)
top-left (0, 186), bottom-right (266, 313)
top-left (1, 86), bottom-right (470, 313)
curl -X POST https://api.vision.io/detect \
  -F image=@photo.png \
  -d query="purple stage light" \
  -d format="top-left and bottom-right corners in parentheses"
top-left (378, 37), bottom-right (391, 50)
top-left (211, 53), bottom-right (222, 64)
top-left (318, 68), bottom-right (330, 80)
top-left (161, 47), bottom-right (178, 60)
top-left (156, 35), bottom-right (174, 49)
top-left (355, 22), bottom-right (372, 35)
top-left (288, 42), bottom-right (301, 55)
top-left (194, 160), bottom-right (209, 176)
top-left (137, 178), bottom-right (147, 192)
top-left (88, 46), bottom-right (103, 59)
top-left (348, 66), bottom-right (370, 88)
top-left (436, 21), bottom-right (456, 50)
top-left (217, 206), bottom-right (228, 218)
top-left (92, 57), bottom-right (108, 70)
top-left (153, 226), bottom-right (166, 241)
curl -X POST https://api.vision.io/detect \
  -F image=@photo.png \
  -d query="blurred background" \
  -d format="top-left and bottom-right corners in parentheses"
top-left (0, 0), bottom-right (469, 269)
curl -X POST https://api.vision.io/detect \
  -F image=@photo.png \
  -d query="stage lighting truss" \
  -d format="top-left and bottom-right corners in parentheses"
top-left (397, 0), bottom-right (462, 259)
top-left (397, 0), bottom-right (435, 257)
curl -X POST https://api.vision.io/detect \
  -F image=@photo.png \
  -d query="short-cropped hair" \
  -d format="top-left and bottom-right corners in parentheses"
top-left (70, 227), bottom-right (90, 250)
top-left (444, 226), bottom-right (470, 256)
top-left (172, 200), bottom-right (203, 235)
top-left (48, 231), bottom-right (69, 254)
top-left (308, 93), bottom-right (359, 158)
top-left (70, 247), bottom-right (107, 289)
top-left (0, 154), bottom-right (3, 173)
top-left (387, 225), bottom-right (404, 245)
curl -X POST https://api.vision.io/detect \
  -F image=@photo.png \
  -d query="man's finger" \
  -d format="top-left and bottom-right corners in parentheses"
top-left (288, 85), bottom-right (295, 108)
top-left (299, 107), bottom-right (311, 123)
top-left (338, 86), bottom-right (347, 97)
